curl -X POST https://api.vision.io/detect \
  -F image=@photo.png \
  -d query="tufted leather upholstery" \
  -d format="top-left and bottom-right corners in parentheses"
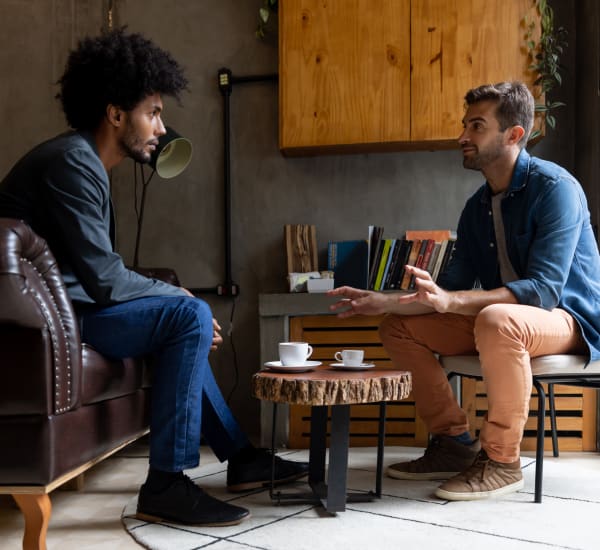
top-left (0, 218), bottom-right (151, 485)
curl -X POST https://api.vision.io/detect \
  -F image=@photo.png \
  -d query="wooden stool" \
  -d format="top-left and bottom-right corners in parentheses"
top-left (253, 367), bottom-right (411, 514)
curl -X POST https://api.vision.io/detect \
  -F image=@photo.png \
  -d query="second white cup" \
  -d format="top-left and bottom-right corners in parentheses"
top-left (334, 349), bottom-right (364, 366)
top-left (279, 341), bottom-right (313, 366)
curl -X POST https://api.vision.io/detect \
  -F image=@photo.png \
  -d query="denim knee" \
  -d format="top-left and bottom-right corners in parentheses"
top-left (166, 296), bottom-right (214, 342)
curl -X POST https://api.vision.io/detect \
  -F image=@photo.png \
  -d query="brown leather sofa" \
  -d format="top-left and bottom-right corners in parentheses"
top-left (0, 218), bottom-right (157, 549)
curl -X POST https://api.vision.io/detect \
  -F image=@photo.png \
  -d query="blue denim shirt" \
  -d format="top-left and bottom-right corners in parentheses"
top-left (438, 148), bottom-right (600, 362)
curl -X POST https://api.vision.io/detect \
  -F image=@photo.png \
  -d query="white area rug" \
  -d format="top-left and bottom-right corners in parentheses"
top-left (122, 447), bottom-right (600, 550)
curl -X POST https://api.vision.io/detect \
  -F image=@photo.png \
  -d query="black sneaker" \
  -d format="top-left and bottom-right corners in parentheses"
top-left (136, 474), bottom-right (250, 526)
top-left (227, 448), bottom-right (309, 492)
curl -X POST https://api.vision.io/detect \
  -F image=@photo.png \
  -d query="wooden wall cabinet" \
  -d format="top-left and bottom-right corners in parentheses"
top-left (279, 0), bottom-right (541, 155)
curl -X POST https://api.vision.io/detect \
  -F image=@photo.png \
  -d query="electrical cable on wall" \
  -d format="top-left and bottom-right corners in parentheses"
top-left (225, 299), bottom-right (239, 404)
top-left (211, 69), bottom-right (278, 403)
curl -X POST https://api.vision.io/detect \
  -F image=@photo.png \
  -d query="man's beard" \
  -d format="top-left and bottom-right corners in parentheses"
top-left (462, 135), bottom-right (504, 171)
top-left (121, 126), bottom-right (152, 164)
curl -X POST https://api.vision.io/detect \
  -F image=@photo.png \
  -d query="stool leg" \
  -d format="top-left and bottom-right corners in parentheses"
top-left (533, 379), bottom-right (546, 503)
top-left (548, 383), bottom-right (559, 457)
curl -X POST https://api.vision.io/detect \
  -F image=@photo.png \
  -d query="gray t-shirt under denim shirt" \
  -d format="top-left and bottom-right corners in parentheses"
top-left (491, 192), bottom-right (519, 284)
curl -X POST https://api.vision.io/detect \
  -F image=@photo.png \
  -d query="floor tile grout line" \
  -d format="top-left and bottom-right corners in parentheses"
top-left (344, 506), bottom-right (585, 550)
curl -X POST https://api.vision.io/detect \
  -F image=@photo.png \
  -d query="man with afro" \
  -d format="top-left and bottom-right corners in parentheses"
top-left (0, 28), bottom-right (307, 526)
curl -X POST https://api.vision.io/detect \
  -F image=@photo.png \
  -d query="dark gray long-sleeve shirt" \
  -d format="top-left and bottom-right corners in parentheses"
top-left (0, 131), bottom-right (186, 305)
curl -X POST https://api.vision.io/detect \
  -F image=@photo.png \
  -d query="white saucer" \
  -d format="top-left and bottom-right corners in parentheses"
top-left (329, 362), bottom-right (375, 371)
top-left (263, 360), bottom-right (322, 373)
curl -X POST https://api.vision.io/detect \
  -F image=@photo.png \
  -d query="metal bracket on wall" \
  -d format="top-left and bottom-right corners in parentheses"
top-left (188, 68), bottom-right (278, 296)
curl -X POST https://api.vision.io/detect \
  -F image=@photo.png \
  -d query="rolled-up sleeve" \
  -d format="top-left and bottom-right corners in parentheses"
top-left (505, 175), bottom-right (584, 310)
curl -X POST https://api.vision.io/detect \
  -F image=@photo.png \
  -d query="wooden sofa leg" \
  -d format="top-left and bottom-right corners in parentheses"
top-left (12, 494), bottom-right (51, 550)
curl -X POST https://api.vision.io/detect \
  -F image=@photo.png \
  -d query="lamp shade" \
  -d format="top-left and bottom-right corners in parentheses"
top-left (149, 126), bottom-right (193, 178)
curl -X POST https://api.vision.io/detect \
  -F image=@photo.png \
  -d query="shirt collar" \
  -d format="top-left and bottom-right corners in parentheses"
top-left (480, 148), bottom-right (531, 204)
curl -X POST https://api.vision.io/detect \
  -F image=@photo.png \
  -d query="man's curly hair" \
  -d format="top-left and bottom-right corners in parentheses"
top-left (57, 28), bottom-right (188, 131)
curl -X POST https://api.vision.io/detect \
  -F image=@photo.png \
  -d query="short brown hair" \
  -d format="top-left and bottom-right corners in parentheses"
top-left (465, 82), bottom-right (534, 148)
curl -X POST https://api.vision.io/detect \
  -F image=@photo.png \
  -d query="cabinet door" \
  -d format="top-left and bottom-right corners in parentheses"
top-left (279, 0), bottom-right (411, 154)
top-left (411, 0), bottom-right (540, 143)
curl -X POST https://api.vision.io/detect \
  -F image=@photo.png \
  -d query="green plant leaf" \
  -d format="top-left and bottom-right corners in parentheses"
top-left (529, 129), bottom-right (541, 141)
top-left (259, 7), bottom-right (270, 24)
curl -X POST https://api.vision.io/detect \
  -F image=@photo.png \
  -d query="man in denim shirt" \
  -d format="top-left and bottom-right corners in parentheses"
top-left (328, 82), bottom-right (600, 500)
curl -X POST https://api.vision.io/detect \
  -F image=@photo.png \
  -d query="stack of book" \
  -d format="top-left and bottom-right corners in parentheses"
top-left (327, 227), bottom-right (456, 291)
top-left (367, 228), bottom-right (456, 291)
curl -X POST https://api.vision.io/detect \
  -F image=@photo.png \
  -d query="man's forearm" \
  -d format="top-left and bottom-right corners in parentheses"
top-left (386, 292), bottom-right (436, 316)
top-left (445, 286), bottom-right (518, 316)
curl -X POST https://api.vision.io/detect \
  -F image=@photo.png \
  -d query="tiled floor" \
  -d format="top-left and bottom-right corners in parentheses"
top-left (1, 440), bottom-right (599, 549)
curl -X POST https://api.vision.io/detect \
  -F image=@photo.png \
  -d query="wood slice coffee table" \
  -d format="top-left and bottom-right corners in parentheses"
top-left (253, 366), bottom-right (412, 514)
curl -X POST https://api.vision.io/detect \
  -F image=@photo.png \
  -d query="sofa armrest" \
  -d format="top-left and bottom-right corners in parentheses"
top-left (0, 219), bottom-right (82, 414)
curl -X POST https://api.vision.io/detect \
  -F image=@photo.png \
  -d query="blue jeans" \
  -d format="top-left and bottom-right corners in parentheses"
top-left (78, 295), bottom-right (250, 472)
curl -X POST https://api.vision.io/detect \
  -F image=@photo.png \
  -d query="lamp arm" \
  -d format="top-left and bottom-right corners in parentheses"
top-left (132, 168), bottom-right (155, 268)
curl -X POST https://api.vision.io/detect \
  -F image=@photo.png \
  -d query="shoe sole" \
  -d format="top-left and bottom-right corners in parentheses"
top-left (135, 511), bottom-right (251, 527)
top-left (386, 468), bottom-right (460, 481)
top-left (227, 471), bottom-right (308, 493)
top-left (434, 478), bottom-right (525, 501)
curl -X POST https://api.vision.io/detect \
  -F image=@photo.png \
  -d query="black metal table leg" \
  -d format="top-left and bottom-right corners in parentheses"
top-left (375, 402), bottom-right (387, 497)
top-left (309, 405), bottom-right (328, 485)
top-left (268, 402), bottom-right (383, 512)
top-left (269, 402), bottom-right (278, 501)
top-left (324, 404), bottom-right (351, 512)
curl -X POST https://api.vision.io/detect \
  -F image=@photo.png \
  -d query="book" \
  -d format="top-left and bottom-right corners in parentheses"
top-left (328, 240), bottom-right (369, 289)
top-left (400, 239), bottom-right (421, 290)
top-left (374, 239), bottom-right (393, 290)
top-left (367, 225), bottom-right (384, 278)
top-left (408, 239), bottom-right (431, 290)
top-left (426, 243), bottom-right (441, 276)
top-left (437, 239), bottom-right (456, 282)
top-left (388, 239), bottom-right (413, 289)
top-left (367, 227), bottom-right (385, 290)
top-left (405, 229), bottom-right (453, 242)
top-left (382, 239), bottom-right (398, 287)
top-left (420, 239), bottom-right (437, 273)
top-left (430, 239), bottom-right (449, 281)
top-left (383, 238), bottom-right (403, 289)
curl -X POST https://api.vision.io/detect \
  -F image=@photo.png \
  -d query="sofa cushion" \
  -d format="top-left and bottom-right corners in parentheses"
top-left (81, 344), bottom-right (146, 405)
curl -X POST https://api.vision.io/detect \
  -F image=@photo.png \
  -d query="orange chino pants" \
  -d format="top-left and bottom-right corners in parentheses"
top-left (379, 304), bottom-right (586, 463)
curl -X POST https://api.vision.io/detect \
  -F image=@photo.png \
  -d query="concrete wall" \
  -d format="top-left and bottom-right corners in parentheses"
top-left (0, 1), bottom-right (578, 439)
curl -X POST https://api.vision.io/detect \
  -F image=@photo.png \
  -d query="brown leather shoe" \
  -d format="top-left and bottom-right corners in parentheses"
top-left (386, 435), bottom-right (481, 480)
top-left (435, 450), bottom-right (524, 501)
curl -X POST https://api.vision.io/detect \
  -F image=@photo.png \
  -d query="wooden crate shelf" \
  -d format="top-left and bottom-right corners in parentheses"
top-left (462, 378), bottom-right (598, 452)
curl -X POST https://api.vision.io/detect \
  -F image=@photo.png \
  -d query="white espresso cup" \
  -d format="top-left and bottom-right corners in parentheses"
top-left (279, 342), bottom-right (313, 366)
top-left (334, 349), bottom-right (364, 367)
